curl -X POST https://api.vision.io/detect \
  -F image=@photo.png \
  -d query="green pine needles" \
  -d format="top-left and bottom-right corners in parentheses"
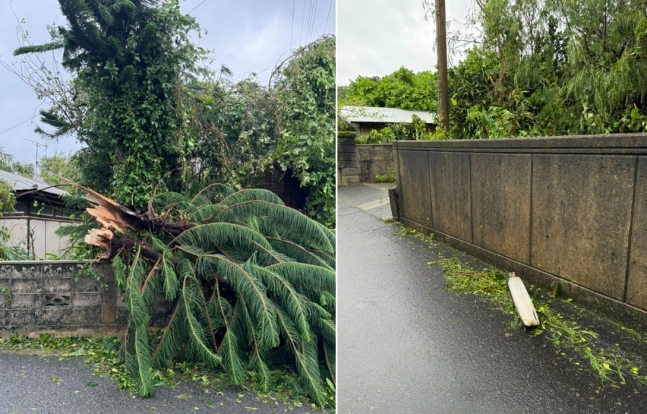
top-left (101, 185), bottom-right (335, 406)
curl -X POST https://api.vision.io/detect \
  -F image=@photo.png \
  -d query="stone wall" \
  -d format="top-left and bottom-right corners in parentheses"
top-left (357, 144), bottom-right (394, 182)
top-left (393, 134), bottom-right (647, 327)
top-left (0, 261), bottom-right (147, 337)
top-left (338, 141), bottom-right (393, 185)
top-left (338, 139), bottom-right (359, 185)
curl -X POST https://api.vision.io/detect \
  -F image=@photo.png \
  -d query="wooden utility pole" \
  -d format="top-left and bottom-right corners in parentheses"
top-left (435, 0), bottom-right (449, 131)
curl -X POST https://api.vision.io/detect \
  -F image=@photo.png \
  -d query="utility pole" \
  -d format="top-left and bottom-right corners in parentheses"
top-left (435, 0), bottom-right (449, 131)
top-left (24, 138), bottom-right (47, 179)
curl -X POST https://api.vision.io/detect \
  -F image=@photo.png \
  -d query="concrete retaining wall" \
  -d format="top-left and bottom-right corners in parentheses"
top-left (357, 145), bottom-right (394, 182)
top-left (338, 139), bottom-right (359, 185)
top-left (394, 134), bottom-right (647, 327)
top-left (338, 141), bottom-right (393, 185)
top-left (0, 261), bottom-right (169, 337)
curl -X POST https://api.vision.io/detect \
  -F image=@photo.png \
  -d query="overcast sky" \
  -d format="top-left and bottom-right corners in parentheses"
top-left (0, 0), bottom-right (334, 166)
top-left (337, 0), bottom-right (478, 85)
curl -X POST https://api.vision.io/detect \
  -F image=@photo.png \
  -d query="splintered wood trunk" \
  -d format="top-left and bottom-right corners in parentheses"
top-left (63, 178), bottom-right (190, 262)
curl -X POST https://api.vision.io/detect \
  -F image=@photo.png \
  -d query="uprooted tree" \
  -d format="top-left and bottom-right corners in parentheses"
top-left (64, 180), bottom-right (335, 406)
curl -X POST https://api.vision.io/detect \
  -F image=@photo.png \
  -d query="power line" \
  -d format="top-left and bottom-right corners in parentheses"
top-left (289, 0), bottom-right (296, 49)
top-left (324, 0), bottom-right (332, 34)
top-left (305, 0), bottom-right (312, 42)
top-left (310, 0), bottom-right (318, 42)
top-left (299, 0), bottom-right (308, 46)
top-left (187, 0), bottom-right (207, 15)
top-left (306, 0), bottom-right (316, 43)
top-left (0, 114), bottom-right (38, 136)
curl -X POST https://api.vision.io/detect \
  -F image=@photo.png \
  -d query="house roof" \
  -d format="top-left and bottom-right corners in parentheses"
top-left (341, 106), bottom-right (437, 124)
top-left (0, 170), bottom-right (68, 196)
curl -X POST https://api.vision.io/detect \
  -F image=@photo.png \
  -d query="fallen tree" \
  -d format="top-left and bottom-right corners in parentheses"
top-left (66, 181), bottom-right (336, 406)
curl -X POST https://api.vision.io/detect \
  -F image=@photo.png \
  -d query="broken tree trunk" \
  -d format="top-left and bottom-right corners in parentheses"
top-left (58, 179), bottom-right (336, 405)
top-left (63, 178), bottom-right (190, 262)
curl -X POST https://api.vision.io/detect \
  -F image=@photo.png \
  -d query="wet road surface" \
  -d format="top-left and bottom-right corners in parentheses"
top-left (0, 351), bottom-right (319, 413)
top-left (337, 183), bottom-right (647, 414)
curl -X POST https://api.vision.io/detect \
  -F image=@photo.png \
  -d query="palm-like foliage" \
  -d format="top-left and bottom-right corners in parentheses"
top-left (95, 185), bottom-right (335, 406)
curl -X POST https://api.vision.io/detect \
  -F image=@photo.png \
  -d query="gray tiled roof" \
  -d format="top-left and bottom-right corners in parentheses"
top-left (341, 106), bottom-right (437, 124)
top-left (0, 169), bottom-right (68, 196)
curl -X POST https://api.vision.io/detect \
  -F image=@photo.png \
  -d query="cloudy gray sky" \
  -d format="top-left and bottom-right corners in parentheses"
top-left (337, 0), bottom-right (478, 85)
top-left (0, 0), bottom-right (334, 167)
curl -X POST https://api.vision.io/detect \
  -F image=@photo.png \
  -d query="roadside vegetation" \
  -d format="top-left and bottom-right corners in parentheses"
top-left (0, 333), bottom-right (323, 409)
top-left (393, 223), bottom-right (647, 389)
top-left (340, 0), bottom-right (647, 140)
top-left (0, 0), bottom-right (336, 409)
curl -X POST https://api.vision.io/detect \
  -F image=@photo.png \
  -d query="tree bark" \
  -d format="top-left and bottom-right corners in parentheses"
top-left (64, 178), bottom-right (189, 262)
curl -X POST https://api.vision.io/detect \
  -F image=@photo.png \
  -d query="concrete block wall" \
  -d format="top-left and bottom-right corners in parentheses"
top-left (357, 144), bottom-right (394, 182)
top-left (338, 141), bottom-right (394, 185)
top-left (0, 261), bottom-right (123, 336)
top-left (394, 134), bottom-right (647, 327)
top-left (338, 139), bottom-right (359, 185)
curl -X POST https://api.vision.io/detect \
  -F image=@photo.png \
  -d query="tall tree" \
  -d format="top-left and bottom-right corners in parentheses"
top-left (15, 0), bottom-right (204, 207)
top-left (39, 152), bottom-right (83, 192)
top-left (344, 68), bottom-right (438, 111)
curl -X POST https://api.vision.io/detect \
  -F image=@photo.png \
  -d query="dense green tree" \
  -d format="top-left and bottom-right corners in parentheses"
top-left (15, 0), bottom-right (204, 207)
top-left (0, 159), bottom-right (35, 178)
top-left (449, 0), bottom-right (647, 138)
top-left (14, 3), bottom-right (334, 227)
top-left (346, 1), bottom-right (647, 139)
top-left (344, 68), bottom-right (437, 111)
top-left (176, 36), bottom-right (336, 227)
top-left (269, 35), bottom-right (336, 227)
top-left (344, 75), bottom-right (383, 106)
top-left (183, 77), bottom-right (278, 192)
top-left (38, 152), bottom-right (83, 196)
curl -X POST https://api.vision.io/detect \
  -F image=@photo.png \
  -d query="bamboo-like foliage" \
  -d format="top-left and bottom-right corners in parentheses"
top-left (105, 185), bottom-right (335, 406)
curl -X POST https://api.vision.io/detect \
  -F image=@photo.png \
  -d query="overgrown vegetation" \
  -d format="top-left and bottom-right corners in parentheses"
top-left (341, 0), bottom-right (647, 139)
top-left (0, 181), bottom-right (15, 215)
top-left (429, 257), bottom-right (647, 386)
top-left (6, 0), bottom-right (336, 407)
top-left (342, 67), bottom-right (438, 111)
top-left (12, 0), bottom-right (335, 228)
top-left (0, 176), bottom-right (30, 260)
top-left (268, 36), bottom-right (336, 228)
top-left (375, 163), bottom-right (397, 183)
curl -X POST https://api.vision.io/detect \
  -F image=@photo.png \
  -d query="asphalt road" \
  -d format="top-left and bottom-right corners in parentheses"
top-left (0, 351), bottom-right (318, 414)
top-left (337, 183), bottom-right (647, 414)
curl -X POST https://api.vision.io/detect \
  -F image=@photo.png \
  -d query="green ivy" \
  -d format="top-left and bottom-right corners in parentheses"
top-left (16, 0), bottom-right (206, 208)
top-left (268, 36), bottom-right (336, 228)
